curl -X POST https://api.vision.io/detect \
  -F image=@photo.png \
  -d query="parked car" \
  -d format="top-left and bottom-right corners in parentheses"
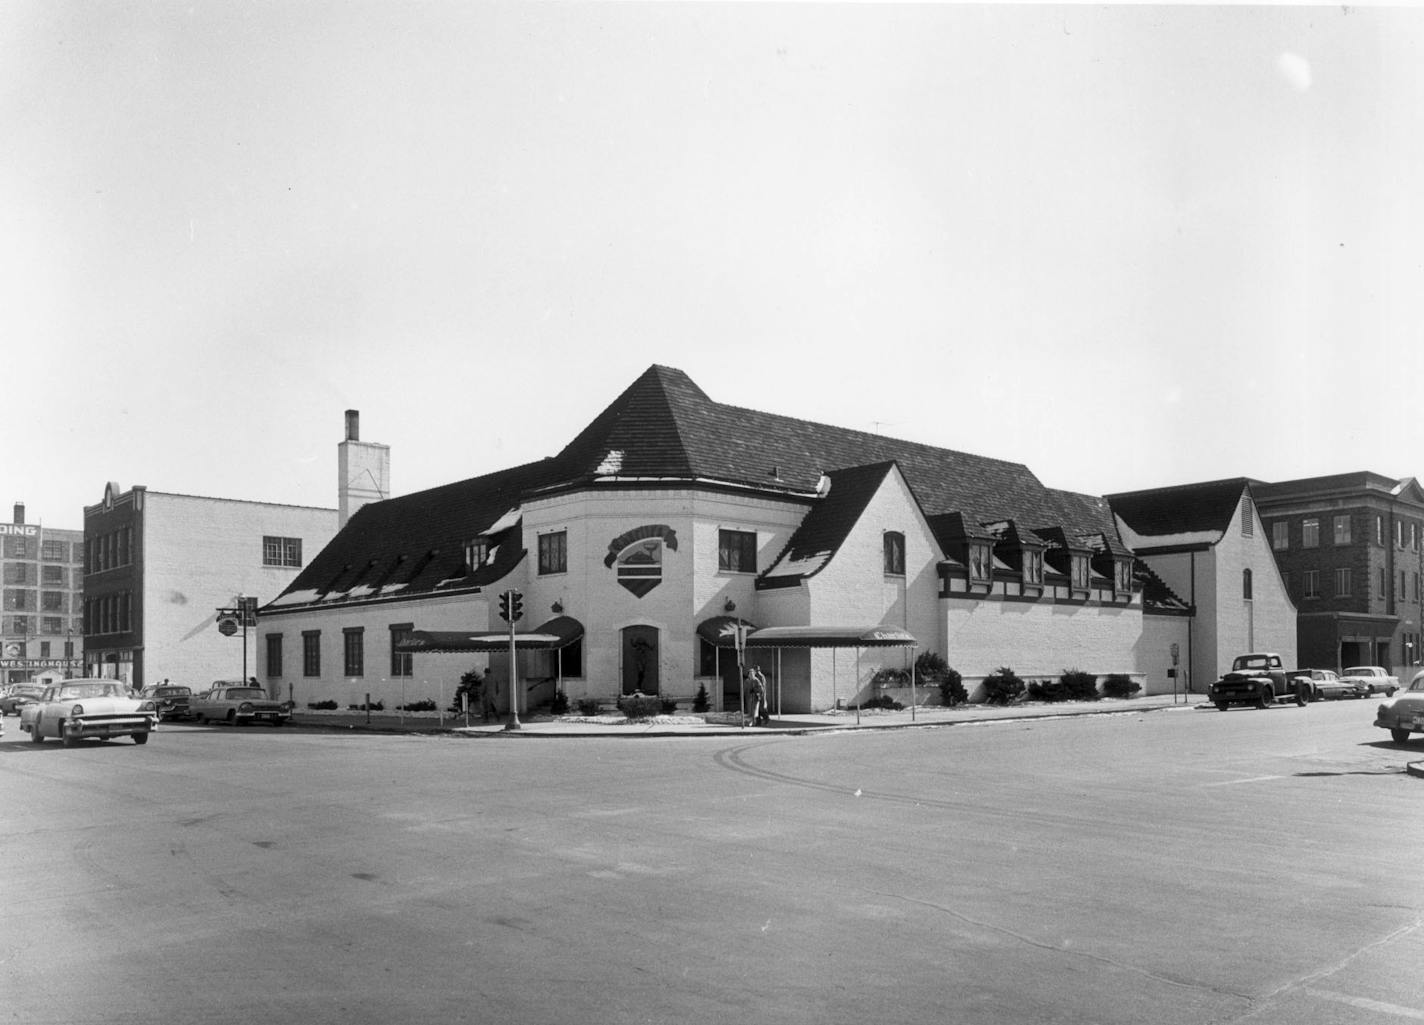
top-left (142, 684), bottom-right (195, 721)
top-left (1293, 669), bottom-right (1364, 701)
top-left (1374, 670), bottom-right (1424, 745)
top-left (0, 684), bottom-right (46, 715)
top-left (20, 679), bottom-right (157, 746)
top-left (189, 683), bottom-right (290, 726)
top-left (1341, 666), bottom-right (1399, 696)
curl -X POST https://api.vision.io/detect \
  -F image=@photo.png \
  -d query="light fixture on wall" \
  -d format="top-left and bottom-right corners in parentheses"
top-left (551, 600), bottom-right (564, 614)
top-left (724, 598), bottom-right (736, 613)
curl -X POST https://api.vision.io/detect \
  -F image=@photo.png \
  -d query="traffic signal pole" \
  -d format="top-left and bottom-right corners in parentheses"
top-left (500, 589), bottom-right (523, 731)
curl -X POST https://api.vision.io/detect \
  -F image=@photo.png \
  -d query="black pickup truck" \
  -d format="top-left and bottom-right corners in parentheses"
top-left (1208, 653), bottom-right (1309, 710)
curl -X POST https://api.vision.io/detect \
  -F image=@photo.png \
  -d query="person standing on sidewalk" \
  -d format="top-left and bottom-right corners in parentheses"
top-left (747, 666), bottom-right (769, 726)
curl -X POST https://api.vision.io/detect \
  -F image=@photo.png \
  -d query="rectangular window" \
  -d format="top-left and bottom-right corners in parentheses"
top-left (465, 539), bottom-right (489, 571)
top-left (4, 536), bottom-right (29, 558)
top-left (390, 624), bottom-right (413, 678)
top-left (1240, 497), bottom-right (1254, 536)
top-left (343, 628), bottom-right (364, 677)
top-left (1304, 570), bottom-right (1320, 599)
top-left (266, 634), bottom-right (283, 678)
top-left (41, 591), bottom-right (63, 611)
top-left (41, 539), bottom-right (65, 560)
top-left (41, 616), bottom-right (62, 634)
top-left (3, 563), bottom-right (30, 585)
top-left (883, 532), bottom-right (906, 576)
top-left (1377, 516), bottom-right (1384, 545)
top-left (263, 536), bottom-right (304, 568)
top-left (718, 529), bottom-right (758, 573)
top-left (303, 631), bottom-right (321, 677)
top-left (1399, 521), bottom-right (1406, 548)
top-left (40, 641), bottom-right (50, 657)
top-left (1378, 567), bottom-right (1387, 599)
top-left (1414, 524), bottom-right (1420, 550)
top-left (1401, 570), bottom-right (1408, 599)
top-left (41, 564), bottom-right (64, 584)
top-left (1302, 519), bottom-right (1319, 548)
top-left (1333, 516), bottom-right (1351, 545)
top-left (1272, 521), bottom-right (1288, 551)
top-left (538, 531), bottom-right (567, 575)
top-left (1335, 568), bottom-right (1351, 597)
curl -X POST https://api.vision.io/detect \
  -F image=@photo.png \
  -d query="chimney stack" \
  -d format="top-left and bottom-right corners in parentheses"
top-left (337, 410), bottom-right (390, 528)
top-left (13, 502), bottom-right (24, 525)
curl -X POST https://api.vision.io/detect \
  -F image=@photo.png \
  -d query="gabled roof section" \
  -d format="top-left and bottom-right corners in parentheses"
top-left (758, 463), bottom-right (898, 587)
top-left (1252, 471), bottom-right (1424, 508)
top-left (1107, 478), bottom-right (1250, 550)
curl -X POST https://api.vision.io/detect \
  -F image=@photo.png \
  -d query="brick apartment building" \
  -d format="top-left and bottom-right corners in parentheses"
top-left (0, 502), bottom-right (84, 685)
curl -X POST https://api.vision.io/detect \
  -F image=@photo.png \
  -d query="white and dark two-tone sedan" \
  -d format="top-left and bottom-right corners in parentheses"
top-left (20, 679), bottom-right (158, 746)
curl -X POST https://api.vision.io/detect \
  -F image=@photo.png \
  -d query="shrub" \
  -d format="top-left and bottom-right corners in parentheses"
top-left (1027, 678), bottom-right (1068, 702)
top-left (347, 700), bottom-right (385, 712)
top-left (1060, 668), bottom-right (1100, 702)
top-left (871, 667), bottom-right (911, 688)
top-left (983, 666), bottom-right (1026, 706)
top-left (398, 699), bottom-right (437, 712)
top-left (576, 698), bottom-right (601, 717)
top-left (852, 693), bottom-right (904, 711)
top-left (692, 682), bottom-right (710, 713)
top-left (617, 693), bottom-right (664, 719)
top-left (1102, 674), bottom-right (1141, 698)
top-left (550, 690), bottom-right (570, 715)
top-left (306, 699), bottom-right (338, 710)
top-left (659, 695), bottom-right (678, 714)
top-left (938, 667), bottom-right (968, 707)
top-left (915, 650), bottom-right (951, 682)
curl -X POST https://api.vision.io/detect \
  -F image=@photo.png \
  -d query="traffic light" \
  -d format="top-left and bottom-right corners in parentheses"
top-left (498, 592), bottom-right (511, 622)
top-left (509, 590), bottom-right (523, 622)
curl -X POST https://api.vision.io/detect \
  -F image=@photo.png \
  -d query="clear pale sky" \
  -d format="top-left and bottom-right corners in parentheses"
top-left (5, 2), bottom-right (1422, 529)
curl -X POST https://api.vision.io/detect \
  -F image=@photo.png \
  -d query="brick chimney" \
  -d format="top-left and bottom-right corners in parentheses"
top-left (13, 502), bottom-right (23, 525)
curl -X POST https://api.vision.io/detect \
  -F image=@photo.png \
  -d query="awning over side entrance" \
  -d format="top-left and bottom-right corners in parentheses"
top-left (696, 616), bottom-right (757, 648)
top-left (744, 625), bottom-right (916, 648)
top-left (397, 617), bottom-right (584, 653)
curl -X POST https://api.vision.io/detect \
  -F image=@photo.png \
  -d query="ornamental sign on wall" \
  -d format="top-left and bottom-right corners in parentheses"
top-left (604, 524), bottom-right (678, 598)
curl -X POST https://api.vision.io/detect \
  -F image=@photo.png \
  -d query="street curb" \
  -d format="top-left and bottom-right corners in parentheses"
top-left (287, 699), bottom-right (1205, 739)
top-left (1406, 760), bottom-right (1424, 779)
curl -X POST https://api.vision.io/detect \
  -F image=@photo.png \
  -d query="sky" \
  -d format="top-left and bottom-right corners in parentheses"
top-left (5, 2), bottom-right (1424, 529)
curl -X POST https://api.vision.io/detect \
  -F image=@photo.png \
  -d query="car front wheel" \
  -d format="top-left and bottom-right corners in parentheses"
top-left (133, 731), bottom-right (149, 745)
top-left (29, 716), bottom-right (44, 743)
top-left (1391, 728), bottom-right (1412, 745)
top-left (1215, 700), bottom-right (1229, 711)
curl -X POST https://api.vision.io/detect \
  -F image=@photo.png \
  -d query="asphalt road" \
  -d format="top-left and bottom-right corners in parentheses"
top-left (2, 700), bottom-right (1420, 1025)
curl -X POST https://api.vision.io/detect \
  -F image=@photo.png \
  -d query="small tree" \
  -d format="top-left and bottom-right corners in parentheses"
top-left (692, 682), bottom-right (710, 713)
top-left (1102, 674), bottom-right (1141, 699)
top-left (1059, 668), bottom-right (1100, 702)
top-left (938, 667), bottom-right (967, 707)
top-left (984, 666), bottom-right (1026, 706)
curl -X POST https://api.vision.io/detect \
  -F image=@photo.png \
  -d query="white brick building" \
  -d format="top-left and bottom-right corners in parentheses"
top-left (262, 367), bottom-right (1153, 713)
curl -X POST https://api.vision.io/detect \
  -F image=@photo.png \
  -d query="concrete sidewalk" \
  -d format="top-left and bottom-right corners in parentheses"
top-left (286, 692), bottom-right (1209, 738)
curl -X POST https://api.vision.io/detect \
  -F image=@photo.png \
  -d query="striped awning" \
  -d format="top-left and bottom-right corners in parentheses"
top-left (744, 625), bottom-right (916, 648)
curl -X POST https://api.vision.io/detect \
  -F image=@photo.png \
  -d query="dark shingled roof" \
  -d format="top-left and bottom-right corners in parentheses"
top-left (1106, 478), bottom-right (1250, 539)
top-left (759, 463), bottom-right (897, 587)
top-left (268, 365), bottom-right (1125, 611)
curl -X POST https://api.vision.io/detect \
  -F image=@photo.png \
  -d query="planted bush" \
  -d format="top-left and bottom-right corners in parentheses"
top-left (550, 690), bottom-right (570, 715)
top-left (1027, 678), bottom-right (1068, 702)
top-left (871, 667), bottom-right (911, 688)
top-left (659, 695), bottom-right (678, 714)
top-left (575, 698), bottom-right (601, 717)
top-left (983, 666), bottom-right (1026, 706)
top-left (306, 699), bottom-right (338, 710)
top-left (1102, 674), bottom-right (1141, 698)
top-left (915, 650), bottom-right (951, 682)
top-left (617, 693), bottom-right (664, 719)
top-left (1060, 668), bottom-right (1100, 702)
top-left (853, 693), bottom-right (904, 711)
top-left (692, 682), bottom-right (710, 713)
top-left (398, 699), bottom-right (437, 712)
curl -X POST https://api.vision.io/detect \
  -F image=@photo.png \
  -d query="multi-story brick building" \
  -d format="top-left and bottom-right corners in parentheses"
top-left (83, 483), bottom-right (339, 688)
top-left (0, 502), bottom-right (84, 685)
top-left (1252, 473), bottom-right (1424, 675)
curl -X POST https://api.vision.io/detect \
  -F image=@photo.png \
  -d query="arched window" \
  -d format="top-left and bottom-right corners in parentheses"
top-left (617, 539), bottom-right (663, 597)
top-left (883, 532), bottom-right (905, 576)
top-left (1243, 567), bottom-right (1253, 601)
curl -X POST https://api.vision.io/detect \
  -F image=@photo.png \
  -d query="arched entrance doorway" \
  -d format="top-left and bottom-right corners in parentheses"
top-left (621, 625), bottom-right (659, 695)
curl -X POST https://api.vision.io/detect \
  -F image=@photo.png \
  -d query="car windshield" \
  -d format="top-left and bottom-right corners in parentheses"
top-left (224, 688), bottom-right (266, 699)
top-left (1344, 667), bottom-right (1376, 675)
top-left (56, 683), bottom-right (125, 700)
top-left (1409, 677), bottom-right (1424, 692)
top-left (154, 687), bottom-right (190, 697)
top-left (1233, 656), bottom-right (1272, 670)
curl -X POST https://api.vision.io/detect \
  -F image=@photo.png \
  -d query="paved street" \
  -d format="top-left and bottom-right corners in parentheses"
top-left (2, 700), bottom-right (1421, 1025)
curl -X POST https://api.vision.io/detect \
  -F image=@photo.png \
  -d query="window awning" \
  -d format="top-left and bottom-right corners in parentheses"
top-left (397, 617), bottom-right (584, 654)
top-left (744, 625), bottom-right (917, 648)
top-left (696, 616), bottom-right (757, 648)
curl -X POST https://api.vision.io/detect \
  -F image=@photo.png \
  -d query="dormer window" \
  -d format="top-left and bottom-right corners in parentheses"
top-left (968, 542), bottom-right (993, 584)
top-left (883, 532), bottom-right (905, 576)
top-left (1114, 557), bottom-right (1133, 597)
top-left (464, 538), bottom-right (489, 571)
